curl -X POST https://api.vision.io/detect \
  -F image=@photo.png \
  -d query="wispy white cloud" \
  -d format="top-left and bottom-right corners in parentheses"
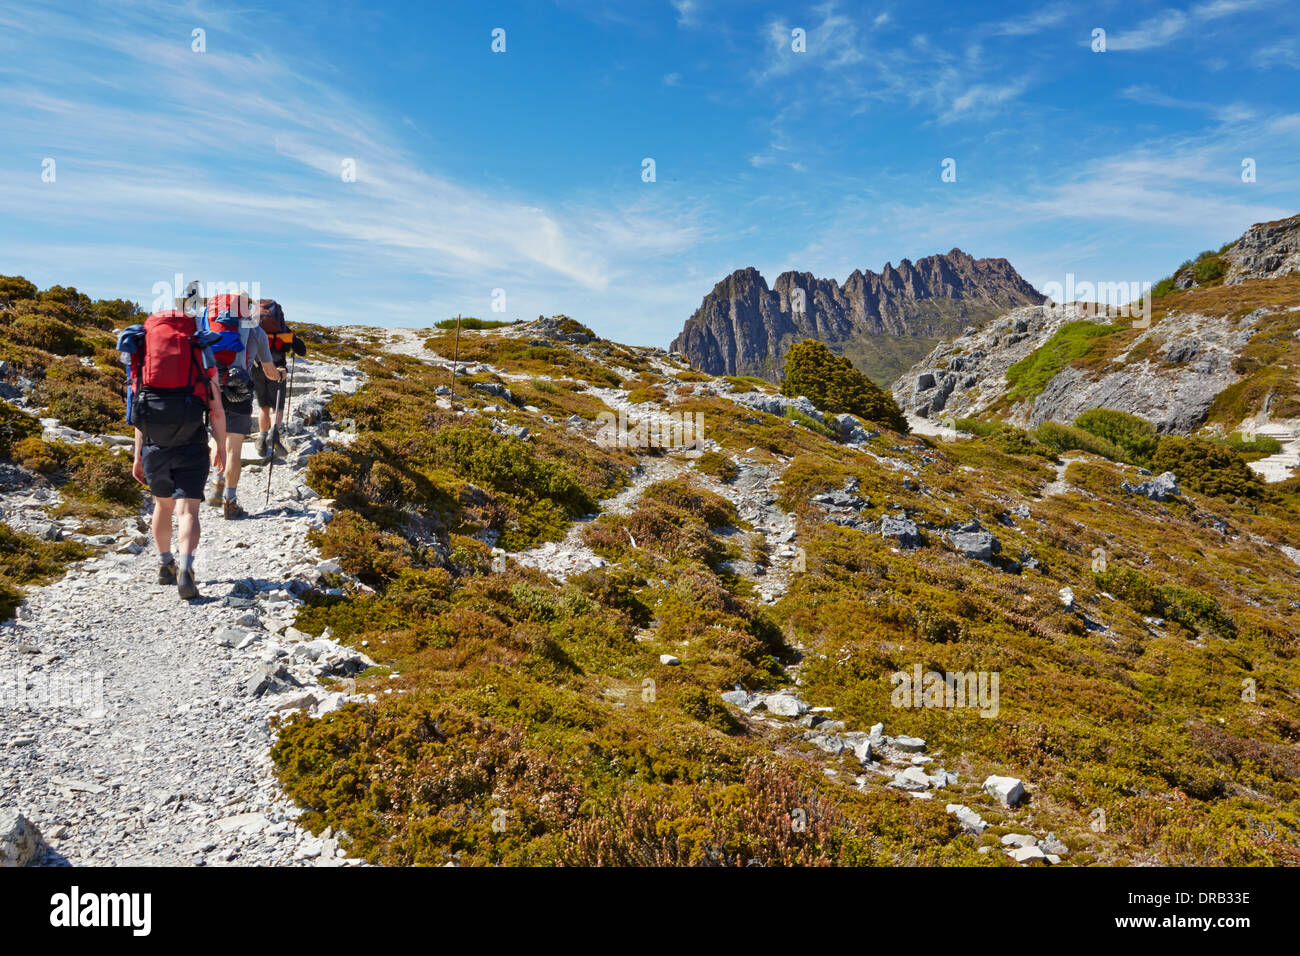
top-left (990, 2), bottom-right (1071, 36)
top-left (1107, 0), bottom-right (1275, 51)
top-left (1121, 84), bottom-right (1256, 123)
top-left (0, 0), bottom-right (716, 336)
top-left (671, 0), bottom-right (700, 28)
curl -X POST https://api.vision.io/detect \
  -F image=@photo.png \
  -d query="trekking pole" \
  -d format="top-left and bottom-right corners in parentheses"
top-left (450, 313), bottom-right (461, 401)
top-left (264, 360), bottom-right (293, 508)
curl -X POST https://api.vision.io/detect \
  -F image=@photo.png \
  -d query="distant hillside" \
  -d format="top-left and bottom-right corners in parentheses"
top-left (892, 214), bottom-right (1300, 450)
top-left (670, 250), bottom-right (1045, 385)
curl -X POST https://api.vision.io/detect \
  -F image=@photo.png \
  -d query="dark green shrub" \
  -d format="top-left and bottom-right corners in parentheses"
top-left (1033, 421), bottom-right (1123, 460)
top-left (1192, 258), bottom-right (1225, 284)
top-left (780, 340), bottom-right (908, 433)
top-left (1074, 408), bottom-right (1159, 464)
top-left (65, 445), bottom-right (141, 508)
top-left (0, 275), bottom-right (38, 304)
top-left (6, 313), bottom-right (89, 355)
top-left (0, 401), bottom-right (41, 459)
top-left (1148, 436), bottom-right (1270, 502)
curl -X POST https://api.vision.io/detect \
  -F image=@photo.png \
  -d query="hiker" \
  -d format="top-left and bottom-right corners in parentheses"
top-left (119, 309), bottom-right (228, 601)
top-left (204, 293), bottom-right (283, 518)
top-left (250, 299), bottom-right (305, 460)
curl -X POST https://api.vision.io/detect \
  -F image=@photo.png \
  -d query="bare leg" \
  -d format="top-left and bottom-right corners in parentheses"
top-left (176, 498), bottom-right (201, 555)
top-left (224, 432), bottom-right (246, 490)
top-left (152, 497), bottom-right (176, 555)
top-left (258, 406), bottom-right (272, 434)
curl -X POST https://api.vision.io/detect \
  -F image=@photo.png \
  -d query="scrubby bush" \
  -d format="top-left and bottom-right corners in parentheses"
top-left (1192, 257), bottom-right (1225, 284)
top-left (0, 524), bottom-right (93, 619)
top-left (555, 316), bottom-right (595, 337)
top-left (953, 417), bottom-right (998, 437)
top-left (310, 511), bottom-right (417, 587)
top-left (62, 445), bottom-right (141, 509)
top-left (1095, 566), bottom-right (1235, 638)
top-left (433, 317), bottom-right (515, 330)
top-left (569, 567), bottom-right (652, 627)
top-left (784, 405), bottom-right (836, 438)
top-left (429, 422), bottom-right (595, 517)
top-left (695, 451), bottom-right (739, 483)
top-left (12, 436), bottom-right (62, 474)
top-left (1032, 421), bottom-right (1123, 460)
top-left (5, 313), bottom-right (89, 355)
top-left (0, 275), bottom-right (38, 304)
top-left (673, 686), bottom-right (743, 735)
top-left (642, 479), bottom-right (739, 528)
top-left (1220, 432), bottom-right (1283, 455)
top-left (1148, 436), bottom-right (1270, 502)
top-left (0, 401), bottom-right (41, 460)
top-left (1073, 408), bottom-right (1159, 464)
top-left (33, 356), bottom-right (128, 434)
top-left (780, 340), bottom-right (908, 433)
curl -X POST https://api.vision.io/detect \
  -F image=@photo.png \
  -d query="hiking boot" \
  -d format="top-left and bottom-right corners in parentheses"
top-left (177, 568), bottom-right (199, 601)
top-left (208, 478), bottom-right (225, 507)
top-left (256, 433), bottom-right (270, 460)
top-left (157, 562), bottom-right (177, 585)
top-left (223, 498), bottom-right (247, 520)
top-left (271, 433), bottom-right (289, 458)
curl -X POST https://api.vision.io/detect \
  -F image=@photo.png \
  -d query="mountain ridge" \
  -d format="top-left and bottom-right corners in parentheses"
top-left (670, 249), bottom-right (1046, 384)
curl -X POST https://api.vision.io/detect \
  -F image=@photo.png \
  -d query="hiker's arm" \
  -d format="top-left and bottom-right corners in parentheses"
top-left (261, 360), bottom-right (283, 381)
top-left (132, 428), bottom-right (146, 485)
top-left (206, 377), bottom-right (228, 470)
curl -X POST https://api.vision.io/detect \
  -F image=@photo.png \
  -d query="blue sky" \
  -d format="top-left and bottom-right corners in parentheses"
top-left (0, 0), bottom-right (1296, 346)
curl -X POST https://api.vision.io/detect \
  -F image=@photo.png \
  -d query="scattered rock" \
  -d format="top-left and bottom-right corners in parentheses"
top-left (764, 693), bottom-right (810, 717)
top-left (880, 514), bottom-right (921, 549)
top-left (945, 804), bottom-right (987, 836)
top-left (1122, 471), bottom-right (1179, 501)
top-left (0, 809), bottom-right (45, 866)
top-left (983, 774), bottom-right (1026, 807)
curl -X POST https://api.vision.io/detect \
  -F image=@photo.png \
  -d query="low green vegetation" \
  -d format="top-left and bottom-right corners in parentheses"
top-left (1004, 321), bottom-right (1119, 401)
top-left (695, 450), bottom-right (739, 483)
top-left (251, 293), bottom-right (1300, 866)
top-left (433, 317), bottom-right (518, 330)
top-left (1073, 409), bottom-right (1159, 464)
top-left (1219, 432), bottom-right (1283, 456)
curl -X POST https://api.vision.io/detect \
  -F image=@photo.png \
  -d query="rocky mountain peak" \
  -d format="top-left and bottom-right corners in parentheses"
top-left (671, 249), bottom-right (1045, 383)
top-left (1224, 213), bottom-right (1300, 285)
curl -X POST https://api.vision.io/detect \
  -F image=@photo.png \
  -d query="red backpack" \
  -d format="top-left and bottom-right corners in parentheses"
top-left (119, 311), bottom-right (212, 447)
top-left (206, 293), bottom-right (254, 375)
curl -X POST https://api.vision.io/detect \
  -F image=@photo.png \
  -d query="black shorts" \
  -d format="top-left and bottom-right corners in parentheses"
top-left (142, 440), bottom-right (209, 500)
top-left (223, 394), bottom-right (255, 437)
top-left (252, 365), bottom-right (285, 410)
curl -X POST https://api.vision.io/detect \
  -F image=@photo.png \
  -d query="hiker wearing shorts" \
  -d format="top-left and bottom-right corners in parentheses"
top-left (210, 324), bottom-right (282, 518)
top-left (121, 310), bottom-right (229, 601)
top-left (250, 299), bottom-right (300, 460)
top-left (252, 356), bottom-right (286, 460)
top-left (204, 293), bottom-right (283, 519)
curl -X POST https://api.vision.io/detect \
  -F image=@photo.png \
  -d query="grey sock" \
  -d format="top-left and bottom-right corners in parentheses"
top-left (177, 554), bottom-right (195, 573)
top-left (159, 552), bottom-right (174, 566)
